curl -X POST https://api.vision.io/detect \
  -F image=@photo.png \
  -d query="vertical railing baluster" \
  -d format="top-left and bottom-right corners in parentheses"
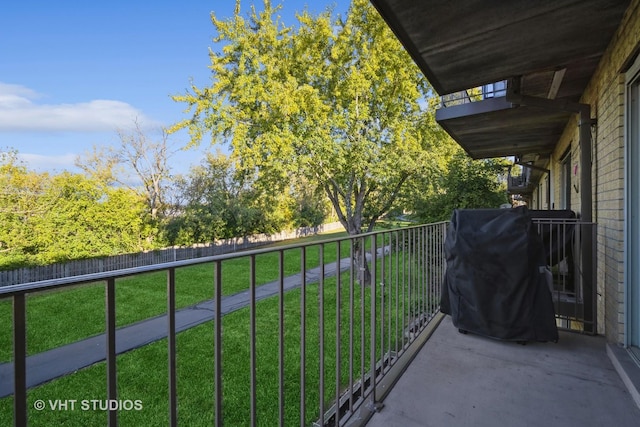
top-left (436, 223), bottom-right (439, 307)
top-left (421, 227), bottom-right (423, 323)
top-left (438, 224), bottom-right (442, 311)
top-left (415, 228), bottom-right (420, 327)
top-left (278, 250), bottom-right (285, 427)
top-left (408, 228), bottom-right (414, 341)
top-left (395, 230), bottom-right (400, 358)
top-left (418, 227), bottom-right (422, 324)
top-left (167, 268), bottom-right (177, 427)
top-left (551, 221), bottom-right (560, 318)
top-left (422, 227), bottom-right (426, 323)
top-left (591, 224), bottom-right (598, 333)
top-left (432, 225), bottom-right (436, 311)
top-left (418, 228), bottom-right (423, 328)
top-left (426, 226), bottom-right (430, 316)
top-left (380, 233), bottom-right (385, 374)
top-left (300, 246), bottom-right (307, 427)
top-left (437, 224), bottom-right (441, 307)
top-left (250, 255), bottom-right (257, 427)
top-left (412, 228), bottom-right (416, 339)
top-left (443, 222), bottom-right (447, 304)
top-left (416, 228), bottom-right (420, 335)
top-left (575, 223), bottom-right (582, 327)
top-left (106, 277), bottom-right (117, 427)
top-left (402, 229), bottom-right (406, 350)
top-left (319, 244), bottom-right (325, 426)
top-left (335, 242), bottom-right (341, 427)
top-left (387, 232), bottom-right (392, 368)
top-left (430, 225), bottom-right (434, 314)
top-left (13, 293), bottom-right (27, 427)
top-left (348, 239), bottom-right (355, 413)
top-left (370, 236), bottom-right (377, 406)
top-left (214, 260), bottom-right (223, 427)
top-left (359, 236), bottom-right (365, 401)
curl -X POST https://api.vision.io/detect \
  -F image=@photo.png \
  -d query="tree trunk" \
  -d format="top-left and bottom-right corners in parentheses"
top-left (323, 182), bottom-right (372, 285)
top-left (352, 236), bottom-right (372, 287)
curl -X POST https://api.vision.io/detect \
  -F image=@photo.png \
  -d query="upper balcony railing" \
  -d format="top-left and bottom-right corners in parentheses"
top-left (508, 164), bottom-right (533, 193)
top-left (439, 80), bottom-right (508, 108)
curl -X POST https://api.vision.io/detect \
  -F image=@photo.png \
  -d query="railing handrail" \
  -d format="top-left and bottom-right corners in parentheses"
top-left (532, 218), bottom-right (596, 224)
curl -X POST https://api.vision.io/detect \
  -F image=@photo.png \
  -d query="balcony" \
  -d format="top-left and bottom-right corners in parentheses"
top-left (372, 0), bottom-right (629, 165)
top-left (366, 315), bottom-right (640, 427)
top-left (507, 163), bottom-right (532, 195)
top-left (1, 217), bottom-right (634, 426)
top-left (435, 78), bottom-right (571, 162)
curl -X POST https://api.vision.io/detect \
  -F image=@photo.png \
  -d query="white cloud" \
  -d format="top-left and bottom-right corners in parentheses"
top-left (0, 82), bottom-right (161, 132)
top-left (17, 152), bottom-right (79, 172)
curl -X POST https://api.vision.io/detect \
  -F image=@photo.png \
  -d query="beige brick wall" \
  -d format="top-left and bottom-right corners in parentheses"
top-left (548, 0), bottom-right (640, 342)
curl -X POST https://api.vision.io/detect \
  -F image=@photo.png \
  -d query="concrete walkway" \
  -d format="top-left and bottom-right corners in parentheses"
top-left (0, 258), bottom-right (352, 397)
top-left (366, 315), bottom-right (640, 427)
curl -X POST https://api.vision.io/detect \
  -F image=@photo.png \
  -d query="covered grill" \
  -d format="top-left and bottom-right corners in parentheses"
top-left (441, 207), bottom-right (558, 342)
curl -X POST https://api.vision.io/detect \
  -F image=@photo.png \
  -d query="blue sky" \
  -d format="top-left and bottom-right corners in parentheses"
top-left (0, 0), bottom-right (348, 174)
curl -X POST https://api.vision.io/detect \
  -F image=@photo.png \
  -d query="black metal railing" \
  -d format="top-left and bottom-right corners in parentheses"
top-left (532, 217), bottom-right (597, 334)
top-left (0, 222), bottom-right (448, 427)
top-left (507, 164), bottom-right (532, 193)
top-left (0, 217), bottom-right (598, 426)
top-left (439, 80), bottom-right (508, 108)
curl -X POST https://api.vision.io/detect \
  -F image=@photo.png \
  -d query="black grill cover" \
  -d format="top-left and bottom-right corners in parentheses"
top-left (440, 207), bottom-right (558, 342)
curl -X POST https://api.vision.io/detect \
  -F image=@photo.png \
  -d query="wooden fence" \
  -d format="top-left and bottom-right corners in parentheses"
top-left (0, 222), bottom-right (343, 286)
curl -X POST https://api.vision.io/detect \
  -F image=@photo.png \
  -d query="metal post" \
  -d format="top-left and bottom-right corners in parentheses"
top-left (318, 244), bottom-right (325, 427)
top-left (579, 106), bottom-right (595, 333)
top-left (250, 255), bottom-right (257, 427)
top-left (13, 294), bottom-right (27, 427)
top-left (370, 236), bottom-right (377, 405)
top-left (335, 242), bottom-right (342, 427)
top-left (278, 250), bottom-right (285, 427)
top-left (348, 239), bottom-right (355, 413)
top-left (167, 268), bottom-right (177, 427)
top-left (106, 278), bottom-right (117, 427)
top-left (300, 247), bottom-right (307, 427)
top-left (214, 261), bottom-right (223, 427)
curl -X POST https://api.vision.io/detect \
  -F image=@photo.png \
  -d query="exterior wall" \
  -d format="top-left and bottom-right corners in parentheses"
top-left (549, 0), bottom-right (640, 342)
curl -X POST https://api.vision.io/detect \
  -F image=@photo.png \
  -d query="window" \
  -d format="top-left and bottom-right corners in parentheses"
top-left (626, 54), bottom-right (640, 355)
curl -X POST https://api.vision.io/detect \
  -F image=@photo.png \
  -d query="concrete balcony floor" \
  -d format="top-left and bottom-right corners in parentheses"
top-left (366, 316), bottom-right (640, 427)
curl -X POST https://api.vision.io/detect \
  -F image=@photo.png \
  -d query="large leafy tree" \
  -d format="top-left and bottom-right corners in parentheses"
top-left (410, 150), bottom-right (510, 223)
top-left (166, 152), bottom-right (293, 244)
top-left (171, 0), bottom-right (439, 233)
top-left (171, 0), bottom-right (440, 281)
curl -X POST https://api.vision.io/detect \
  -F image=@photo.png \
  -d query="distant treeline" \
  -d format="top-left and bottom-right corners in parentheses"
top-left (0, 150), bottom-right (332, 270)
